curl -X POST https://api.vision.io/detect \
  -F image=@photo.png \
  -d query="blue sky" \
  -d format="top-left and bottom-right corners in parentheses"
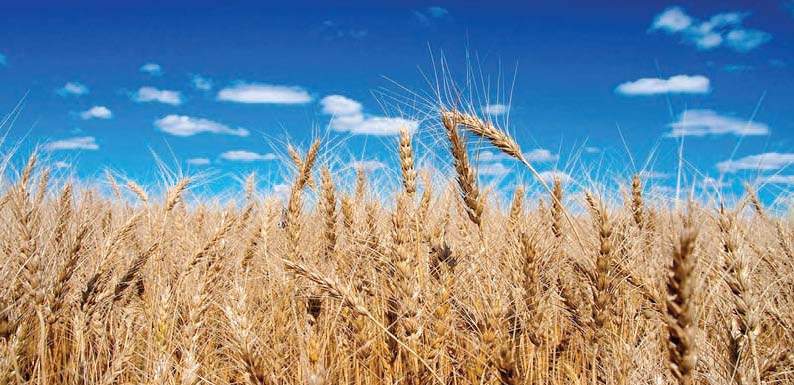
top-left (1, 1), bottom-right (793, 203)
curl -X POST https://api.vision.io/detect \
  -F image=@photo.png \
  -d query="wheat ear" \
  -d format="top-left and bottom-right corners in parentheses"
top-left (666, 218), bottom-right (698, 385)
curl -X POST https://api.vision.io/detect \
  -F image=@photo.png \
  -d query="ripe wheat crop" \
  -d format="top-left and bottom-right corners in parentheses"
top-left (1, 108), bottom-right (792, 385)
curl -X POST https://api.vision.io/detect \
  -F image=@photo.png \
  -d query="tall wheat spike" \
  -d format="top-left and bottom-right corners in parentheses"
top-left (666, 216), bottom-right (699, 385)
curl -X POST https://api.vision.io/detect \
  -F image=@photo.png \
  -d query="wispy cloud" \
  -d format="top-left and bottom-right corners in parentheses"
top-left (414, 6), bottom-right (450, 26)
top-left (760, 175), bottom-right (794, 185)
top-left (54, 161), bottom-right (71, 169)
top-left (321, 95), bottom-right (418, 136)
top-left (478, 149), bottom-right (558, 163)
top-left (348, 160), bottom-right (386, 172)
top-left (651, 7), bottom-right (771, 52)
top-left (133, 86), bottom-right (184, 105)
top-left (191, 74), bottom-right (212, 91)
top-left (639, 171), bottom-right (671, 179)
top-left (140, 62), bottom-right (162, 76)
top-left (318, 20), bottom-right (368, 40)
top-left (538, 171), bottom-right (573, 184)
top-left (616, 75), bottom-right (710, 95)
top-left (220, 150), bottom-right (276, 162)
top-left (477, 162), bottom-right (512, 176)
top-left (80, 106), bottom-right (112, 120)
top-left (57, 82), bottom-right (89, 96)
top-left (186, 158), bottom-right (211, 166)
top-left (44, 136), bottom-right (99, 151)
top-left (155, 115), bottom-right (249, 137)
top-left (723, 64), bottom-right (753, 72)
top-left (217, 82), bottom-right (311, 104)
top-left (483, 104), bottom-right (509, 116)
top-left (585, 146), bottom-right (601, 154)
top-left (666, 109), bottom-right (769, 137)
top-left (717, 152), bottom-right (794, 173)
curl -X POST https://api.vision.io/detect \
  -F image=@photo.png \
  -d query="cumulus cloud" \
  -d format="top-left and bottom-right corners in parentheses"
top-left (44, 136), bottom-right (99, 151)
top-left (483, 104), bottom-right (509, 115)
top-left (217, 83), bottom-right (311, 104)
top-left (80, 106), bottom-right (112, 120)
top-left (650, 7), bottom-right (770, 52)
top-left (191, 74), bottom-right (212, 91)
top-left (348, 160), bottom-right (386, 172)
top-left (133, 87), bottom-right (184, 105)
top-left (186, 158), bottom-right (210, 166)
top-left (321, 95), bottom-right (418, 136)
top-left (760, 175), bottom-right (794, 185)
top-left (477, 162), bottom-right (512, 176)
top-left (538, 171), bottom-right (573, 185)
top-left (666, 109), bottom-right (769, 137)
top-left (155, 115), bottom-right (249, 137)
top-left (140, 62), bottom-right (162, 76)
top-left (220, 150), bottom-right (277, 162)
top-left (321, 95), bottom-right (362, 115)
top-left (717, 152), bottom-right (794, 173)
top-left (616, 75), bottom-right (710, 95)
top-left (57, 82), bottom-right (89, 96)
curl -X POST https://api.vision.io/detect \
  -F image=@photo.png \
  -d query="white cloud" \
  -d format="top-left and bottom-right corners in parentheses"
top-left (320, 94), bottom-right (418, 136)
top-left (415, 6), bottom-right (450, 25)
top-left (133, 86), bottom-right (184, 105)
top-left (186, 158), bottom-right (210, 165)
top-left (348, 160), bottom-right (386, 172)
top-left (321, 95), bottom-right (363, 115)
top-left (725, 29), bottom-right (772, 52)
top-left (650, 7), bottom-right (770, 52)
top-left (616, 75), bottom-right (710, 95)
top-left (652, 6), bottom-right (693, 32)
top-left (191, 74), bottom-right (212, 91)
top-left (478, 162), bottom-right (512, 176)
top-left (760, 175), bottom-right (794, 185)
top-left (155, 115), bottom-right (249, 137)
top-left (44, 136), bottom-right (99, 151)
top-left (524, 148), bottom-right (559, 163)
top-left (666, 109), bottom-right (769, 137)
top-left (639, 171), bottom-right (671, 179)
top-left (701, 176), bottom-right (731, 189)
top-left (217, 83), bottom-right (311, 104)
top-left (220, 150), bottom-right (277, 162)
top-left (723, 64), bottom-right (753, 72)
top-left (538, 171), bottom-right (573, 185)
top-left (483, 104), bottom-right (509, 115)
top-left (478, 148), bottom-right (557, 163)
top-left (80, 106), bottom-right (112, 120)
top-left (57, 82), bottom-right (89, 96)
top-left (140, 62), bottom-right (162, 76)
top-left (717, 153), bottom-right (794, 173)
top-left (54, 161), bottom-right (71, 169)
top-left (272, 183), bottom-right (290, 198)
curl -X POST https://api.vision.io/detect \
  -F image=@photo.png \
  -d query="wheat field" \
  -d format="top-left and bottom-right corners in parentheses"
top-left (1, 109), bottom-right (792, 385)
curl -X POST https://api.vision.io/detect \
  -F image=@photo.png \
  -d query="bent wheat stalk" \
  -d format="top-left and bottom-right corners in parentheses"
top-left (441, 109), bottom-right (586, 252)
